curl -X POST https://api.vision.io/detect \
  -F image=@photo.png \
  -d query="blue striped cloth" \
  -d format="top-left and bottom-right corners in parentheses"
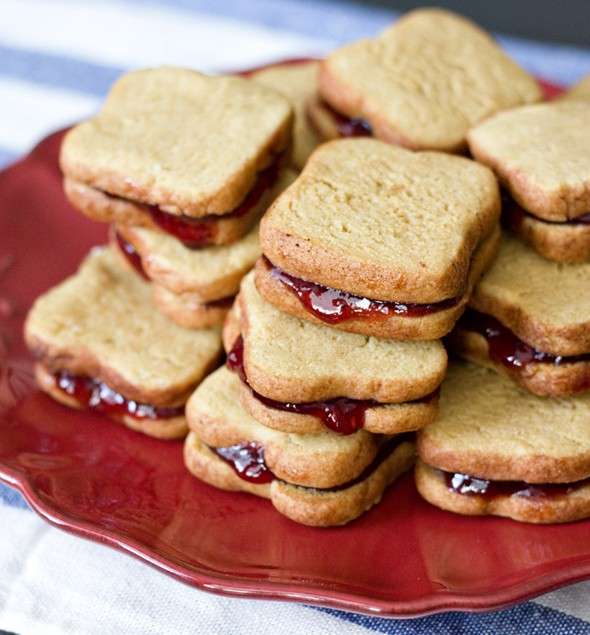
top-left (2, 2), bottom-right (590, 633)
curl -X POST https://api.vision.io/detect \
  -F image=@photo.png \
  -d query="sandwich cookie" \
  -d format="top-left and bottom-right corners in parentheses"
top-left (258, 138), bottom-right (501, 340)
top-left (184, 366), bottom-right (415, 526)
top-left (309, 8), bottom-right (541, 152)
top-left (61, 67), bottom-right (293, 247)
top-left (468, 100), bottom-right (590, 263)
top-left (24, 248), bottom-right (222, 438)
top-left (416, 363), bottom-right (590, 524)
top-left (225, 272), bottom-right (445, 436)
top-left (448, 233), bottom-right (590, 397)
top-left (112, 169), bottom-right (296, 328)
top-left (251, 61), bottom-right (320, 170)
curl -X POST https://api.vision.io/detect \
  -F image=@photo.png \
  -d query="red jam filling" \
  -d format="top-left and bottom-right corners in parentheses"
top-left (115, 231), bottom-right (148, 279)
top-left (55, 370), bottom-right (184, 420)
top-left (214, 433), bottom-right (412, 488)
top-left (265, 257), bottom-right (460, 324)
top-left (104, 157), bottom-right (280, 249)
top-left (458, 309), bottom-right (590, 369)
top-left (444, 470), bottom-right (589, 500)
top-left (503, 194), bottom-right (590, 227)
top-left (318, 99), bottom-right (373, 137)
top-left (215, 442), bottom-right (273, 484)
top-left (226, 336), bottom-right (435, 435)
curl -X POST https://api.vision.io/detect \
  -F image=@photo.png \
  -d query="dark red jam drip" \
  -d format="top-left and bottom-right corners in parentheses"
top-left (265, 257), bottom-right (460, 324)
top-left (444, 470), bottom-right (589, 500)
top-left (226, 336), bottom-right (434, 435)
top-left (226, 336), bottom-right (247, 383)
top-left (103, 157), bottom-right (279, 249)
top-left (458, 309), bottom-right (590, 369)
top-left (319, 99), bottom-right (373, 137)
top-left (55, 370), bottom-right (184, 420)
top-left (214, 433), bottom-right (412, 488)
top-left (115, 231), bottom-right (148, 279)
top-left (146, 158), bottom-right (280, 248)
top-left (215, 442), bottom-right (274, 484)
top-left (503, 193), bottom-right (590, 227)
top-left (255, 393), bottom-right (374, 435)
top-left (226, 336), bottom-right (369, 434)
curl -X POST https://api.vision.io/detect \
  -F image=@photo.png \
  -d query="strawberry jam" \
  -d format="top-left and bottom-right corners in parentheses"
top-left (458, 309), bottom-right (590, 368)
top-left (55, 370), bottom-right (184, 420)
top-left (444, 470), bottom-right (589, 499)
top-left (214, 434), bottom-right (412, 488)
top-left (226, 336), bottom-right (434, 435)
top-left (103, 157), bottom-right (279, 248)
top-left (318, 99), bottom-right (372, 137)
top-left (115, 232), bottom-right (148, 279)
top-left (265, 257), bottom-right (460, 324)
top-left (215, 442), bottom-right (273, 484)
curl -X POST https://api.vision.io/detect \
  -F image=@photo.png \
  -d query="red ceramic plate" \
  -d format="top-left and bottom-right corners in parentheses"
top-left (3, 78), bottom-right (585, 619)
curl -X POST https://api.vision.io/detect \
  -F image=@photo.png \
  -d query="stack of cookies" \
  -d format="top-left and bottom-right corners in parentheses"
top-left (23, 7), bottom-right (590, 527)
top-left (417, 80), bottom-right (590, 524)
top-left (24, 66), bottom-right (297, 439)
top-left (184, 136), bottom-right (502, 525)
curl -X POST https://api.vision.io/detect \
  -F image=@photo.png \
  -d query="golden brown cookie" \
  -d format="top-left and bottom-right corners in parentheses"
top-left (259, 138), bottom-right (500, 341)
top-left (24, 247), bottom-right (222, 437)
top-left (152, 285), bottom-right (233, 329)
top-left (227, 273), bottom-right (445, 437)
top-left (61, 67), bottom-right (292, 218)
top-left (186, 366), bottom-right (381, 488)
top-left (447, 233), bottom-right (590, 396)
top-left (468, 101), bottom-right (590, 222)
top-left (255, 224), bottom-right (500, 340)
top-left (185, 431), bottom-right (414, 527)
top-left (416, 363), bottom-right (590, 523)
top-left (251, 61), bottom-right (320, 170)
top-left (315, 9), bottom-right (541, 152)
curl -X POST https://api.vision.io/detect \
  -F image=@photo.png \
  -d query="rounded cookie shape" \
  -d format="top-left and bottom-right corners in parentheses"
top-left (60, 67), bottom-right (293, 216)
top-left (418, 363), bottom-right (590, 483)
top-left (260, 138), bottom-right (500, 303)
top-left (318, 8), bottom-right (541, 152)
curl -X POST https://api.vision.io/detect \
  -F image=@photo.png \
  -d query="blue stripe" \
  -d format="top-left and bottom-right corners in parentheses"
top-left (116, 0), bottom-right (397, 43)
top-left (317, 602), bottom-right (590, 633)
top-left (0, 148), bottom-right (17, 168)
top-left (0, 483), bottom-right (29, 510)
top-left (0, 44), bottom-right (126, 97)
top-left (119, 0), bottom-right (590, 84)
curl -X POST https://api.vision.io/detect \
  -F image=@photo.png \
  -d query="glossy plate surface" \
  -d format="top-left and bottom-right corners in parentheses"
top-left (3, 78), bottom-right (586, 618)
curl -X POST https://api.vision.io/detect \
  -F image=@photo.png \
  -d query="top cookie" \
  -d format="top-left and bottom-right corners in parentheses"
top-left (319, 8), bottom-right (541, 152)
top-left (418, 363), bottom-right (590, 483)
top-left (251, 61), bottom-right (320, 170)
top-left (468, 101), bottom-right (590, 221)
top-left (24, 247), bottom-right (222, 405)
top-left (260, 138), bottom-right (500, 303)
top-left (60, 67), bottom-right (293, 217)
top-left (468, 232), bottom-right (590, 356)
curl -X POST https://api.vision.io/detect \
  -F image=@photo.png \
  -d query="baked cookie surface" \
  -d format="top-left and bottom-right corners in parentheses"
top-left (318, 8), bottom-right (541, 152)
top-left (260, 138), bottom-right (500, 304)
top-left (468, 101), bottom-right (590, 222)
top-left (418, 363), bottom-right (590, 483)
top-left (236, 272), bottom-right (447, 404)
top-left (252, 61), bottom-right (320, 170)
top-left (25, 247), bottom-right (222, 406)
top-left (61, 67), bottom-right (293, 217)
